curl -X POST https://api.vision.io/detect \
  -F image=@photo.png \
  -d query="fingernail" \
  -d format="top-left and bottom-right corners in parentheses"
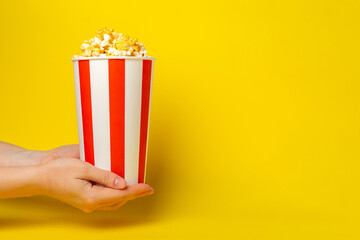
top-left (114, 177), bottom-right (122, 187)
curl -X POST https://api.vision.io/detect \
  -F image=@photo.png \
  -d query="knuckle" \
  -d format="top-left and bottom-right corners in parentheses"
top-left (101, 171), bottom-right (113, 185)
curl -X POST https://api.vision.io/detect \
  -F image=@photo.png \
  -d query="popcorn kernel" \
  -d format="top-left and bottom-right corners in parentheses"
top-left (75, 27), bottom-right (149, 58)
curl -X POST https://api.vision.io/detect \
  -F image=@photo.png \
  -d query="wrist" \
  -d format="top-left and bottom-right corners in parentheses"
top-left (0, 165), bottom-right (45, 199)
top-left (31, 164), bottom-right (50, 196)
top-left (22, 165), bottom-right (45, 197)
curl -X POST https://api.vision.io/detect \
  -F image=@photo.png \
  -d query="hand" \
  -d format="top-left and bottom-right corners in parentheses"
top-left (0, 143), bottom-right (154, 212)
top-left (0, 142), bottom-right (81, 167)
top-left (37, 157), bottom-right (154, 212)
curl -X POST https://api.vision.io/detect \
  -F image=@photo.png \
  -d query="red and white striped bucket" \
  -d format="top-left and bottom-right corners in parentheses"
top-left (72, 57), bottom-right (155, 185)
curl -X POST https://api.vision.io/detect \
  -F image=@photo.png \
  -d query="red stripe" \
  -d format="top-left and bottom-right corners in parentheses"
top-left (109, 59), bottom-right (126, 178)
top-left (78, 60), bottom-right (95, 165)
top-left (138, 60), bottom-right (152, 183)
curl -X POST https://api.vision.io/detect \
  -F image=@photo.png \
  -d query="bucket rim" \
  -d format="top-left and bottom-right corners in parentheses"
top-left (71, 56), bottom-right (156, 61)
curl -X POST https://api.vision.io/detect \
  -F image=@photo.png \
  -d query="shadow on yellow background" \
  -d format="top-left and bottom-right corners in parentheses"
top-left (1, 0), bottom-right (360, 239)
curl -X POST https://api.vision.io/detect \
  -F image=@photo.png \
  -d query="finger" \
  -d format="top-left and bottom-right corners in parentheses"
top-left (102, 186), bottom-right (153, 203)
top-left (97, 187), bottom-right (154, 211)
top-left (91, 184), bottom-right (152, 202)
top-left (81, 164), bottom-right (126, 189)
top-left (136, 188), bottom-right (154, 197)
top-left (99, 201), bottom-right (128, 211)
top-left (127, 187), bottom-right (154, 200)
top-left (112, 184), bottom-right (152, 199)
top-left (49, 145), bottom-right (80, 159)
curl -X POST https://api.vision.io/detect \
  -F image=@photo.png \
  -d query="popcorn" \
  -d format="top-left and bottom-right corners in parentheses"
top-left (107, 47), bottom-right (116, 55)
top-left (91, 37), bottom-right (101, 47)
top-left (103, 34), bottom-right (111, 41)
top-left (74, 27), bottom-right (150, 58)
top-left (80, 43), bottom-right (90, 51)
top-left (83, 49), bottom-right (92, 57)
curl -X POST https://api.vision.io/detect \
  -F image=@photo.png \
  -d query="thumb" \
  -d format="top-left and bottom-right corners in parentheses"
top-left (82, 163), bottom-right (127, 189)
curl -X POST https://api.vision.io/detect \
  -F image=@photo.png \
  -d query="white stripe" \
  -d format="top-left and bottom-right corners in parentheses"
top-left (90, 60), bottom-right (111, 171)
top-left (73, 62), bottom-right (85, 161)
top-left (144, 60), bottom-right (154, 183)
top-left (125, 60), bottom-right (143, 185)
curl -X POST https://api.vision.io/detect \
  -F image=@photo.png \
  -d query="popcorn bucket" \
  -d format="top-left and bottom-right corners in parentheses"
top-left (72, 57), bottom-right (155, 185)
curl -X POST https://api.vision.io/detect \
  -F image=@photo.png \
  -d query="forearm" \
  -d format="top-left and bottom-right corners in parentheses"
top-left (0, 166), bottom-right (42, 199)
top-left (0, 141), bottom-right (26, 152)
top-left (0, 141), bottom-right (27, 166)
top-left (0, 141), bottom-right (47, 167)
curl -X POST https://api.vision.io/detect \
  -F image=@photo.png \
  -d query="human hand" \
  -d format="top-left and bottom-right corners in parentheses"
top-left (0, 143), bottom-right (154, 212)
top-left (0, 142), bottom-right (81, 167)
top-left (37, 157), bottom-right (154, 212)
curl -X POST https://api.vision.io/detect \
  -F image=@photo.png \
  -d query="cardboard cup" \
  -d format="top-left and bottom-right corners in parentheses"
top-left (72, 57), bottom-right (155, 185)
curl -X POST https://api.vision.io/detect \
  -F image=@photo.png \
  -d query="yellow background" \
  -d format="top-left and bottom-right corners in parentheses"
top-left (0, 0), bottom-right (359, 239)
